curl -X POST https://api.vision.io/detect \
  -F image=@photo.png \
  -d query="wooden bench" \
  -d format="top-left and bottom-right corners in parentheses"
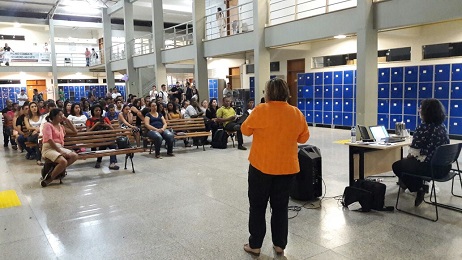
top-left (143, 117), bottom-right (211, 152)
top-left (64, 128), bottom-right (144, 173)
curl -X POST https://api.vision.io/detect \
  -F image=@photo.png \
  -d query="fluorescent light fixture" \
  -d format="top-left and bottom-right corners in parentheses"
top-left (334, 35), bottom-right (347, 39)
top-left (19, 72), bottom-right (25, 75)
top-left (76, 72), bottom-right (82, 75)
top-left (14, 22), bottom-right (20, 28)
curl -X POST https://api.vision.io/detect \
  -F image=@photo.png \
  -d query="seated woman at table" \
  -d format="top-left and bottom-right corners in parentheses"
top-left (40, 108), bottom-right (79, 187)
top-left (144, 102), bottom-right (174, 158)
top-left (392, 98), bottom-right (450, 207)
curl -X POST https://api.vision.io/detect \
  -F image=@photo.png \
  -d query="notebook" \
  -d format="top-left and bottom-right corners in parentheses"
top-left (369, 125), bottom-right (405, 143)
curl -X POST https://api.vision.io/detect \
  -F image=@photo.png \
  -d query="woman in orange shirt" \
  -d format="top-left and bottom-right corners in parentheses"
top-left (241, 78), bottom-right (310, 256)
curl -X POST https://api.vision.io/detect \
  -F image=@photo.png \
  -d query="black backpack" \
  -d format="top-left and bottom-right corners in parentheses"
top-left (342, 179), bottom-right (394, 212)
top-left (211, 129), bottom-right (228, 149)
top-left (116, 136), bottom-right (130, 149)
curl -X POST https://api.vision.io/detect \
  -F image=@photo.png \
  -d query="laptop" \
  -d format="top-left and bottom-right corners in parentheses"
top-left (369, 125), bottom-right (405, 143)
top-left (357, 125), bottom-right (374, 142)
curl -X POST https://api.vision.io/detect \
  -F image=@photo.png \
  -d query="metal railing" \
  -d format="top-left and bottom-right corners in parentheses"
top-left (205, 2), bottom-right (254, 40)
top-left (130, 33), bottom-right (155, 56)
top-left (269, 0), bottom-right (357, 26)
top-left (164, 21), bottom-right (194, 49)
top-left (56, 51), bottom-right (101, 67)
top-left (108, 42), bottom-right (126, 62)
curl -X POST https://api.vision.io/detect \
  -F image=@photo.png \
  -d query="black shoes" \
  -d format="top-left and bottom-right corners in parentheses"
top-left (238, 145), bottom-right (247, 150)
top-left (415, 188), bottom-right (425, 207)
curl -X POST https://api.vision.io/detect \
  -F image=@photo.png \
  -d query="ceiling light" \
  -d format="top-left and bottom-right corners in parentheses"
top-left (334, 35), bottom-right (347, 39)
top-left (14, 22), bottom-right (20, 28)
top-left (76, 72), bottom-right (82, 75)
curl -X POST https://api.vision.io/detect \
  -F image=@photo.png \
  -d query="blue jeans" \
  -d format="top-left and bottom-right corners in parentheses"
top-left (93, 144), bottom-right (117, 163)
top-left (17, 134), bottom-right (32, 154)
top-left (146, 129), bottom-right (174, 155)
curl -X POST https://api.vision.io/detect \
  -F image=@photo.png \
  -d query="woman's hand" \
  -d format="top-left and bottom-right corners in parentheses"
top-left (157, 128), bottom-right (164, 133)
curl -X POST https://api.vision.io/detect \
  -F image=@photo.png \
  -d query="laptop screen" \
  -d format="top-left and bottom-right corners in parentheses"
top-left (369, 125), bottom-right (389, 142)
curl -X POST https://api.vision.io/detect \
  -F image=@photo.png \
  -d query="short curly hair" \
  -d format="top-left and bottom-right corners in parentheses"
top-left (265, 78), bottom-right (290, 102)
top-left (420, 99), bottom-right (446, 124)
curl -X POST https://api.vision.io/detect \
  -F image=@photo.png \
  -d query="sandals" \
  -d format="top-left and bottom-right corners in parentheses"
top-left (40, 173), bottom-right (52, 187)
top-left (243, 244), bottom-right (260, 257)
top-left (36, 160), bottom-right (44, 166)
top-left (273, 245), bottom-right (284, 256)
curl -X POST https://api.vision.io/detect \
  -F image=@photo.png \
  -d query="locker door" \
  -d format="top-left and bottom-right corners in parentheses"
top-left (390, 99), bottom-right (403, 114)
top-left (452, 63), bottom-right (462, 81)
top-left (343, 84), bottom-right (353, 98)
top-left (449, 117), bottom-right (462, 135)
top-left (403, 115), bottom-right (417, 131)
top-left (434, 82), bottom-right (450, 99)
top-left (344, 99), bottom-right (354, 112)
top-left (419, 65), bottom-right (434, 82)
top-left (297, 99), bottom-right (305, 111)
top-left (315, 72), bottom-right (323, 85)
top-left (404, 66), bottom-right (418, 82)
top-left (418, 83), bottom-right (433, 99)
top-left (314, 111), bottom-right (323, 123)
top-left (378, 83), bottom-right (390, 98)
top-left (404, 83), bottom-right (418, 99)
top-left (314, 86), bottom-right (322, 98)
top-left (323, 85), bottom-right (332, 99)
top-left (333, 112), bottom-right (342, 125)
top-left (343, 112), bottom-right (353, 126)
top-left (344, 70), bottom-right (354, 84)
top-left (378, 68), bottom-right (390, 83)
top-left (451, 81), bottom-right (462, 99)
top-left (323, 71), bottom-right (333, 85)
top-left (403, 99), bottom-right (417, 115)
top-left (391, 67), bottom-right (404, 83)
top-left (434, 64), bottom-right (450, 82)
top-left (389, 115), bottom-right (403, 128)
top-left (333, 85), bottom-right (342, 98)
top-left (305, 73), bottom-right (314, 86)
top-left (314, 99), bottom-right (323, 111)
top-left (333, 99), bottom-right (342, 112)
top-left (450, 100), bottom-right (462, 117)
top-left (333, 71), bottom-right (343, 84)
top-left (305, 111), bottom-right (313, 123)
top-left (377, 114), bottom-right (389, 129)
top-left (390, 83), bottom-right (403, 98)
top-left (303, 86), bottom-right (314, 99)
top-left (297, 73), bottom-right (305, 86)
top-left (323, 111), bottom-right (332, 124)
top-left (377, 99), bottom-right (389, 114)
top-left (305, 99), bottom-right (314, 111)
top-left (323, 99), bottom-right (332, 111)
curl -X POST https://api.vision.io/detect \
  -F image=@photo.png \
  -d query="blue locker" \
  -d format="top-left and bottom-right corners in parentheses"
top-left (405, 66), bottom-right (418, 82)
top-left (403, 115), bottom-right (417, 131)
top-left (305, 100), bottom-right (314, 111)
top-left (314, 99), bottom-right (323, 111)
top-left (305, 111), bottom-right (313, 123)
top-left (378, 83), bottom-right (390, 98)
top-left (404, 83), bottom-right (418, 99)
top-left (323, 111), bottom-right (332, 124)
top-left (343, 113), bottom-right (353, 126)
top-left (450, 100), bottom-right (462, 117)
top-left (418, 83), bottom-right (433, 98)
top-left (390, 83), bottom-right (403, 98)
top-left (315, 73), bottom-right (323, 85)
top-left (323, 99), bottom-right (332, 111)
top-left (440, 99), bottom-right (449, 115)
top-left (297, 86), bottom-right (303, 98)
top-left (64, 86), bottom-right (69, 91)
top-left (343, 84), bottom-right (353, 98)
top-left (344, 70), bottom-right (354, 84)
top-left (323, 72), bottom-right (333, 85)
top-left (209, 90), bottom-right (214, 97)
top-left (390, 115), bottom-right (403, 127)
top-left (303, 86), bottom-right (314, 99)
top-left (377, 99), bottom-right (389, 114)
top-left (449, 117), bottom-right (462, 135)
top-left (390, 99), bottom-right (403, 114)
top-left (419, 65), bottom-right (434, 82)
top-left (334, 71), bottom-right (343, 84)
top-left (80, 86), bottom-right (85, 92)
top-left (297, 99), bottom-right (305, 111)
top-left (8, 93), bottom-right (14, 99)
top-left (69, 86), bottom-right (75, 92)
top-left (435, 64), bottom-right (450, 82)
top-left (333, 112), bottom-right (342, 125)
top-left (323, 85), bottom-right (332, 99)
top-left (452, 63), bottom-right (462, 81)
top-left (314, 111), bottom-right (323, 124)
top-left (1, 87), bottom-right (7, 92)
top-left (14, 87), bottom-right (19, 92)
top-left (378, 68), bottom-right (390, 83)
top-left (89, 86), bottom-right (95, 91)
top-left (333, 85), bottom-right (342, 98)
top-left (315, 86), bottom-right (322, 98)
top-left (333, 99), bottom-right (342, 112)
top-left (451, 82), bottom-right (462, 99)
top-left (305, 73), bottom-right (314, 86)
top-left (297, 74), bottom-right (305, 86)
top-left (403, 99), bottom-right (417, 115)
top-left (21, 87), bottom-right (26, 92)
top-left (434, 82), bottom-right (450, 99)
top-left (344, 99), bottom-right (354, 112)
top-left (391, 67), bottom-right (404, 83)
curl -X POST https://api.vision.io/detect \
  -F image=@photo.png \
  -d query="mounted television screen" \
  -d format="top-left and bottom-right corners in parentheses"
top-left (246, 64), bottom-right (254, 74)
top-left (270, 61), bottom-right (280, 72)
top-left (423, 43), bottom-right (450, 59)
top-left (387, 47), bottom-right (411, 61)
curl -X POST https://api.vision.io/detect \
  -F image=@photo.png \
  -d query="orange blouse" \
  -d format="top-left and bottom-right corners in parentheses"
top-left (241, 101), bottom-right (310, 175)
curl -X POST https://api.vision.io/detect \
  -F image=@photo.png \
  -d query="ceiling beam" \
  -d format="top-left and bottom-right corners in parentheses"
top-left (107, 0), bottom-right (124, 15)
top-left (47, 0), bottom-right (61, 19)
top-left (0, 0), bottom-right (54, 6)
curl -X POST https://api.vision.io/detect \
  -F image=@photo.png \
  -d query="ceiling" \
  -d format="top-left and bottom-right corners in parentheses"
top-left (0, 0), bottom-right (192, 24)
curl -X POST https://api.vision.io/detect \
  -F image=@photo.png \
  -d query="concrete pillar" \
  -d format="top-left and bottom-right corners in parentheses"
top-left (253, 0), bottom-right (270, 103)
top-left (151, 0), bottom-right (167, 87)
top-left (192, 0), bottom-right (208, 101)
top-left (49, 19), bottom-right (58, 100)
top-left (102, 8), bottom-right (115, 91)
top-left (123, 0), bottom-right (140, 96)
top-left (356, 0), bottom-right (378, 126)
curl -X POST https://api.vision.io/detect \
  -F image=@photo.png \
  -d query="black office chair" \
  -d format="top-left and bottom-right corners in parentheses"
top-left (395, 143), bottom-right (462, 221)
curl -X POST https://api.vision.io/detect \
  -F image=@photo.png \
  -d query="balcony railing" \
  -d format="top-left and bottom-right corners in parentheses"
top-left (269, 0), bottom-right (357, 26)
top-left (164, 21), bottom-right (194, 49)
top-left (130, 33), bottom-right (155, 56)
top-left (0, 51), bottom-right (102, 67)
top-left (205, 1), bottom-right (254, 40)
top-left (108, 43), bottom-right (126, 62)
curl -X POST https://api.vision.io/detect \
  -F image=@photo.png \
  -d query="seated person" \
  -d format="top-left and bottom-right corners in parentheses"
top-left (144, 102), bottom-right (174, 158)
top-left (206, 98), bottom-right (219, 138)
top-left (106, 104), bottom-right (119, 122)
top-left (166, 102), bottom-right (181, 120)
top-left (14, 103), bottom-right (29, 153)
top-left (86, 105), bottom-right (119, 170)
top-left (392, 99), bottom-right (450, 207)
top-left (216, 96), bottom-right (246, 150)
top-left (118, 104), bottom-right (141, 147)
top-left (25, 101), bottom-right (45, 165)
top-left (40, 108), bottom-right (79, 187)
top-left (184, 97), bottom-right (204, 119)
top-left (245, 98), bottom-right (255, 116)
top-left (67, 103), bottom-right (88, 127)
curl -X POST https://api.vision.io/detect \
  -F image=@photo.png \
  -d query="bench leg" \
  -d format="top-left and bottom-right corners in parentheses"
top-left (202, 144), bottom-right (205, 151)
top-left (124, 153), bottom-right (135, 173)
top-left (130, 154), bottom-right (135, 173)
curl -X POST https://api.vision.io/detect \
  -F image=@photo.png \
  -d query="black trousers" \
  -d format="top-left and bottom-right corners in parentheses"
top-left (248, 164), bottom-right (294, 249)
top-left (224, 122), bottom-right (243, 146)
top-left (392, 157), bottom-right (450, 192)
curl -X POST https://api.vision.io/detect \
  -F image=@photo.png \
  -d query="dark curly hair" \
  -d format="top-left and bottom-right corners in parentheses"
top-left (420, 99), bottom-right (446, 124)
top-left (90, 104), bottom-right (104, 118)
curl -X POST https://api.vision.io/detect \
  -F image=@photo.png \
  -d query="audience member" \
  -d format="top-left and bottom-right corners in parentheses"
top-left (166, 102), bottom-right (181, 120)
top-left (216, 96), bottom-right (246, 150)
top-left (144, 102), bottom-right (174, 158)
top-left (68, 103), bottom-right (88, 127)
top-left (15, 104), bottom-right (30, 154)
top-left (24, 101), bottom-right (44, 165)
top-left (106, 104), bottom-right (119, 121)
top-left (150, 85), bottom-right (158, 101)
top-left (17, 89), bottom-right (28, 106)
top-left (184, 98), bottom-right (204, 119)
top-left (158, 84), bottom-right (169, 104)
top-left (63, 100), bottom-right (72, 117)
top-left (118, 104), bottom-right (141, 147)
top-left (32, 89), bottom-right (44, 102)
top-left (206, 98), bottom-right (219, 138)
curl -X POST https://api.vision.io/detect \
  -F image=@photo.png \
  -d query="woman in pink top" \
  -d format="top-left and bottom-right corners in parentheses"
top-left (40, 108), bottom-right (79, 187)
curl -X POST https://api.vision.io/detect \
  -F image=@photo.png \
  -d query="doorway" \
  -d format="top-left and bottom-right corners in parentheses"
top-left (26, 80), bottom-right (47, 101)
top-left (287, 59), bottom-right (305, 106)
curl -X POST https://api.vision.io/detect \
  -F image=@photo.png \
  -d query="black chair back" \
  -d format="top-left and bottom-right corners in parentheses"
top-left (430, 143), bottom-right (461, 167)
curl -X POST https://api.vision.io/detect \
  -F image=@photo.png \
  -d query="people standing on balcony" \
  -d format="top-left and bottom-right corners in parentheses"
top-left (2, 43), bottom-right (13, 66)
top-left (216, 7), bottom-right (227, 37)
top-left (85, 48), bottom-right (91, 67)
top-left (91, 48), bottom-right (98, 65)
top-left (17, 89), bottom-right (28, 106)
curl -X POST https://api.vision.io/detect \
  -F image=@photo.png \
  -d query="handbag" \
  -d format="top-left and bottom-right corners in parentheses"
top-left (116, 136), bottom-right (130, 149)
top-left (342, 180), bottom-right (394, 212)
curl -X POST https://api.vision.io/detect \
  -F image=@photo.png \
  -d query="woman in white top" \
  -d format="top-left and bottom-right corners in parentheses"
top-left (24, 101), bottom-right (44, 165)
top-left (67, 103), bottom-right (87, 127)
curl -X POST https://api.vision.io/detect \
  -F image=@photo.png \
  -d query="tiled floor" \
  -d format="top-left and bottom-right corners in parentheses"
top-left (1, 126), bottom-right (462, 259)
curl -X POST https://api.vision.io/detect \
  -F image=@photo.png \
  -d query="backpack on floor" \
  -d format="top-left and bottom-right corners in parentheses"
top-left (342, 179), bottom-right (394, 212)
top-left (211, 129), bottom-right (228, 149)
